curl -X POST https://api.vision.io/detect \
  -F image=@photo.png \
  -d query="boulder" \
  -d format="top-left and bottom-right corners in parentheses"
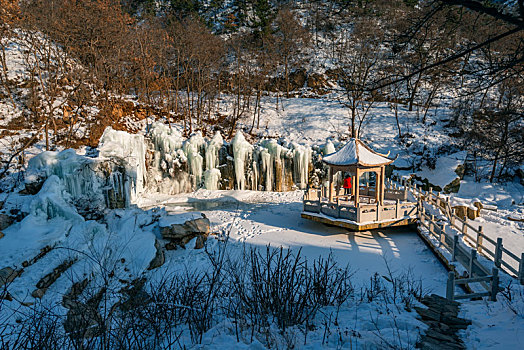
top-left (194, 235), bottom-right (207, 249)
top-left (0, 267), bottom-right (18, 288)
top-left (165, 242), bottom-right (177, 250)
top-left (147, 240), bottom-right (165, 270)
top-left (161, 217), bottom-right (210, 240)
top-left (0, 231), bottom-right (4, 239)
top-left (0, 214), bottom-right (13, 230)
top-left (23, 176), bottom-right (45, 195)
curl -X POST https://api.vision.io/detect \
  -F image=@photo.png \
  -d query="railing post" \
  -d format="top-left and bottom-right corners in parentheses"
top-left (317, 190), bottom-right (321, 213)
top-left (419, 200), bottom-right (424, 224)
top-left (337, 197), bottom-right (341, 218)
top-left (396, 199), bottom-right (400, 218)
top-left (376, 202), bottom-right (380, 221)
top-left (451, 208), bottom-right (456, 226)
top-left (452, 235), bottom-right (459, 262)
top-left (430, 214), bottom-right (435, 237)
top-left (494, 238), bottom-right (503, 268)
top-left (518, 253), bottom-right (524, 285)
top-left (477, 226), bottom-right (483, 254)
top-left (462, 221), bottom-right (467, 236)
top-left (490, 268), bottom-right (499, 301)
top-left (440, 223), bottom-right (447, 247)
top-left (428, 187), bottom-right (433, 202)
top-left (469, 250), bottom-right (477, 277)
top-left (436, 192), bottom-right (441, 207)
top-left (357, 206), bottom-right (361, 222)
top-left (446, 271), bottom-right (455, 301)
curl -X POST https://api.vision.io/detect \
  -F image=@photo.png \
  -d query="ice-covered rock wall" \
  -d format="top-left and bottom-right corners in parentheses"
top-left (25, 124), bottom-right (330, 211)
top-left (99, 127), bottom-right (147, 205)
top-left (148, 122), bottom-right (317, 194)
top-left (26, 149), bottom-right (107, 209)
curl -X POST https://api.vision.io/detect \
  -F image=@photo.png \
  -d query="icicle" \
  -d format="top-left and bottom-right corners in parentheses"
top-left (204, 168), bottom-right (221, 190)
top-left (292, 143), bottom-right (312, 190)
top-left (261, 148), bottom-right (272, 191)
top-left (231, 132), bottom-right (253, 190)
top-left (205, 132), bottom-right (223, 170)
top-left (182, 132), bottom-right (206, 187)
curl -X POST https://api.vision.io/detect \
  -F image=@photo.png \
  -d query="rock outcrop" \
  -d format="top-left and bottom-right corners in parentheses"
top-left (0, 213), bottom-right (13, 230)
top-left (148, 239), bottom-right (165, 270)
top-left (160, 215), bottom-right (210, 249)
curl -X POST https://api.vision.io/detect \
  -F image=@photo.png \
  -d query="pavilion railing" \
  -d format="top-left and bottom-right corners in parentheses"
top-left (303, 188), bottom-right (417, 223)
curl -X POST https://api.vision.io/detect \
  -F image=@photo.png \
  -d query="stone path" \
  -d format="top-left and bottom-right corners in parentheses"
top-left (415, 294), bottom-right (471, 350)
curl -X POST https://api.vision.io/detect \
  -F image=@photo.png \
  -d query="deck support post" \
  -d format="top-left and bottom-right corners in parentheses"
top-left (446, 271), bottom-right (455, 300)
top-left (452, 235), bottom-right (459, 262)
top-left (490, 268), bottom-right (499, 301)
top-left (494, 238), bottom-right (503, 268)
top-left (518, 253), bottom-right (524, 285)
top-left (469, 250), bottom-right (477, 277)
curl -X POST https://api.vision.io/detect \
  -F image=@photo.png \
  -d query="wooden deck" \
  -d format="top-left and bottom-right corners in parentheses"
top-left (301, 211), bottom-right (417, 231)
top-left (301, 186), bottom-right (418, 231)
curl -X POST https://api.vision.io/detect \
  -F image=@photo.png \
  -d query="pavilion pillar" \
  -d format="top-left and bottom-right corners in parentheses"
top-left (380, 166), bottom-right (385, 205)
top-left (328, 166), bottom-right (333, 202)
top-left (375, 170), bottom-right (380, 205)
top-left (355, 167), bottom-right (360, 207)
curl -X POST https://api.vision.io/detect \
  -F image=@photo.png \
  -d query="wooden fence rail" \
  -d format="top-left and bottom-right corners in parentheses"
top-left (398, 178), bottom-right (524, 286)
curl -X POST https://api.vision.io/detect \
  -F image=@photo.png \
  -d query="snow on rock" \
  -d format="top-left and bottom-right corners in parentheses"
top-left (456, 179), bottom-right (524, 207)
top-left (324, 140), bottom-right (336, 155)
top-left (417, 151), bottom-right (466, 190)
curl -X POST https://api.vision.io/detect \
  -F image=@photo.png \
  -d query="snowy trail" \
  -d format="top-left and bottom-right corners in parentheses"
top-left (142, 189), bottom-right (449, 293)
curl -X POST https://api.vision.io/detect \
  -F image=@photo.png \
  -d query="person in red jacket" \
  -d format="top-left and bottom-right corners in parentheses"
top-left (343, 174), bottom-right (352, 195)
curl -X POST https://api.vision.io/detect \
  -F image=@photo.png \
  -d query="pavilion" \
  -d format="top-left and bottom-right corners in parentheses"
top-left (323, 138), bottom-right (394, 206)
top-left (302, 138), bottom-right (418, 231)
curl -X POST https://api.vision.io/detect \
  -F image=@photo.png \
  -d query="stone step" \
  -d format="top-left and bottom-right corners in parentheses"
top-left (32, 258), bottom-right (77, 299)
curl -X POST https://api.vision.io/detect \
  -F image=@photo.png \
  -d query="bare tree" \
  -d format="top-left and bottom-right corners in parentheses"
top-left (334, 17), bottom-right (385, 138)
top-left (273, 7), bottom-right (310, 98)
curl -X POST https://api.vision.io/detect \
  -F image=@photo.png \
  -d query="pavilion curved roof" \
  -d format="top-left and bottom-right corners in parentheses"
top-left (322, 138), bottom-right (395, 167)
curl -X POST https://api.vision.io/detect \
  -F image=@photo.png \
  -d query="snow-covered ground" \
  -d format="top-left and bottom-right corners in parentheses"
top-left (140, 189), bottom-right (448, 291)
top-left (141, 189), bottom-right (524, 349)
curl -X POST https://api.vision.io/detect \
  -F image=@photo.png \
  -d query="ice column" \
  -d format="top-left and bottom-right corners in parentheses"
top-left (261, 148), bottom-right (272, 191)
top-left (204, 168), bottom-right (221, 190)
top-left (99, 127), bottom-right (147, 203)
top-left (183, 132), bottom-right (206, 186)
top-left (231, 131), bottom-right (253, 190)
top-left (205, 132), bottom-right (223, 170)
top-left (292, 143), bottom-right (312, 189)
